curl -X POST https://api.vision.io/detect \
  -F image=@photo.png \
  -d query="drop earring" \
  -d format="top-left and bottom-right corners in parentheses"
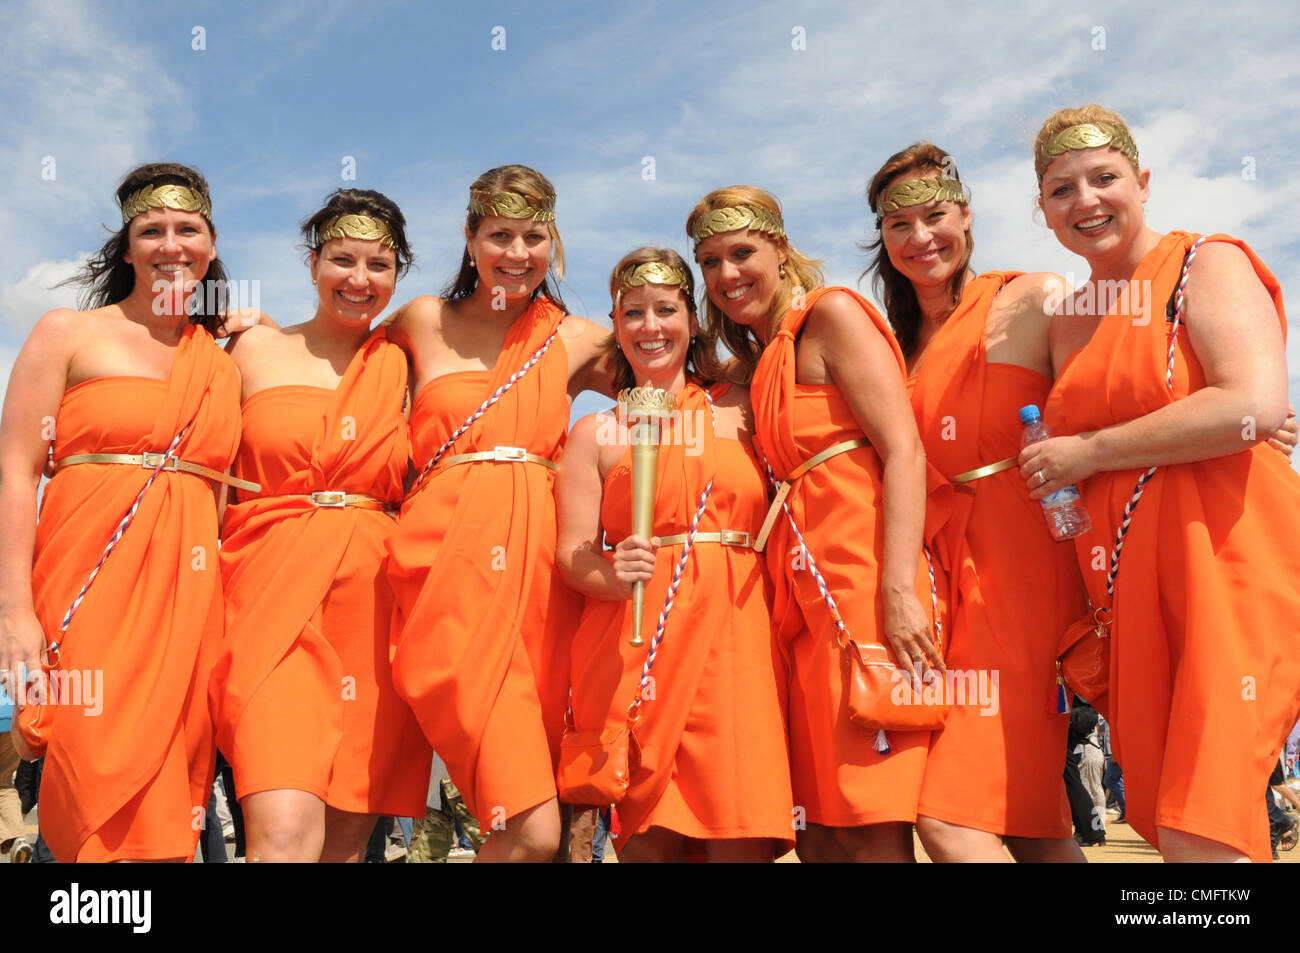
top-left (779, 263), bottom-right (787, 280)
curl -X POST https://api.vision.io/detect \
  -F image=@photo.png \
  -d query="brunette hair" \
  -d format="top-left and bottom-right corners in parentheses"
top-left (603, 247), bottom-right (723, 392)
top-left (441, 164), bottom-right (567, 311)
top-left (64, 162), bottom-right (228, 335)
top-left (300, 188), bottom-right (414, 277)
top-left (863, 143), bottom-right (972, 360)
top-left (684, 185), bottom-right (824, 384)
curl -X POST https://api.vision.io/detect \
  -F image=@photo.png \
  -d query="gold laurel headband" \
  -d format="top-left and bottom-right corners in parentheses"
top-left (468, 189), bottom-right (556, 223)
top-left (317, 213), bottom-right (397, 249)
top-left (688, 204), bottom-right (785, 246)
top-left (618, 261), bottom-right (690, 292)
top-left (1036, 122), bottom-right (1140, 180)
top-left (878, 176), bottom-right (968, 214)
top-left (120, 184), bottom-right (212, 226)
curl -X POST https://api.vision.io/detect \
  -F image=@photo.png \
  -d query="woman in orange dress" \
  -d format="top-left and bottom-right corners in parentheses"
top-left (1023, 105), bottom-right (1300, 862)
top-left (0, 163), bottom-right (244, 861)
top-left (866, 143), bottom-right (1082, 861)
top-left (556, 247), bottom-right (793, 862)
top-left (686, 187), bottom-right (941, 862)
top-left (384, 165), bottom-right (613, 862)
top-left (210, 189), bottom-right (431, 862)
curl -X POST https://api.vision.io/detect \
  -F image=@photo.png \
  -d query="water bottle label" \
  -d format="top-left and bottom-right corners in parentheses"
top-left (1044, 485), bottom-right (1081, 505)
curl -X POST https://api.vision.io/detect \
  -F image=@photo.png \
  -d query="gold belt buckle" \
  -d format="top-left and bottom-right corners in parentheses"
top-left (311, 491), bottom-right (347, 508)
top-left (493, 446), bottom-right (527, 462)
top-left (141, 452), bottom-right (177, 471)
top-left (720, 530), bottom-right (751, 547)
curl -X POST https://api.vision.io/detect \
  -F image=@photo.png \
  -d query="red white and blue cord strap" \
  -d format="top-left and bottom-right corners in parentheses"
top-left (412, 328), bottom-right (559, 490)
top-left (51, 425), bottom-right (191, 661)
top-left (1167, 237), bottom-right (1206, 389)
top-left (628, 390), bottom-right (717, 724)
top-left (758, 452), bottom-right (940, 755)
top-left (1106, 236), bottom-right (1203, 597)
top-left (757, 452), bottom-right (943, 652)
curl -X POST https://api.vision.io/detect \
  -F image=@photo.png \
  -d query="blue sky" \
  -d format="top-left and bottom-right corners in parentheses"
top-left (2, 0), bottom-right (1297, 435)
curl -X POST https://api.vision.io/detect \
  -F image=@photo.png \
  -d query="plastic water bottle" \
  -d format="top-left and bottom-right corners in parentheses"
top-left (1019, 404), bottom-right (1092, 541)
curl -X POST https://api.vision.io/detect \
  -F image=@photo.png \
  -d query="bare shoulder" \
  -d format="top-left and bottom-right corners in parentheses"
top-left (391, 294), bottom-right (445, 328)
top-left (805, 288), bottom-right (882, 345)
top-left (1004, 272), bottom-right (1067, 313)
top-left (1186, 240), bottom-right (1258, 287)
top-left (567, 409), bottom-right (613, 455)
top-left (224, 320), bottom-right (277, 359)
top-left (559, 314), bottom-right (609, 343)
top-left (712, 380), bottom-right (752, 412)
top-left (29, 306), bottom-right (83, 339)
top-left (219, 308), bottom-right (278, 338)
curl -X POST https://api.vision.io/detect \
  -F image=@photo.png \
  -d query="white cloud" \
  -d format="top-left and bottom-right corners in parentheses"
top-left (0, 257), bottom-right (86, 337)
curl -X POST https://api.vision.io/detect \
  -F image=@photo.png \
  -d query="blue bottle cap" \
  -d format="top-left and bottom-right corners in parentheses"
top-left (1018, 404), bottom-right (1042, 425)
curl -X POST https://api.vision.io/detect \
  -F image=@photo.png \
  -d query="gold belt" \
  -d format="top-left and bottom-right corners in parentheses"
top-left (753, 438), bottom-right (871, 552)
top-left (655, 529), bottom-right (753, 549)
top-left (948, 455), bottom-right (1017, 485)
top-left (252, 491), bottom-right (397, 512)
top-left (56, 452), bottom-right (261, 493)
top-left (433, 445), bottom-right (557, 472)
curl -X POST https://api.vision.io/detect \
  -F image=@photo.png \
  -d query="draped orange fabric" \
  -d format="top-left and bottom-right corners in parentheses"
top-left (909, 272), bottom-right (1076, 839)
top-left (210, 329), bottom-right (431, 816)
top-left (27, 325), bottom-right (238, 861)
top-left (1045, 231), bottom-right (1300, 860)
top-left (750, 286), bottom-right (935, 827)
top-left (568, 383), bottom-right (793, 852)
top-left (387, 297), bottom-right (582, 823)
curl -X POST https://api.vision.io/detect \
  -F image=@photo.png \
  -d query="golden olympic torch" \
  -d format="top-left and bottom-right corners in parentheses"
top-left (620, 386), bottom-right (677, 646)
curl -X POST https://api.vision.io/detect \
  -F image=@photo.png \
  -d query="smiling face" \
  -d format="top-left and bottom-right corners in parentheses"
top-left (310, 235), bottom-right (398, 327)
top-left (879, 171), bottom-right (971, 291)
top-left (694, 228), bottom-right (787, 330)
top-left (466, 215), bottom-right (552, 301)
top-left (123, 206), bottom-right (217, 293)
top-left (613, 283), bottom-right (696, 387)
top-left (1038, 146), bottom-right (1150, 264)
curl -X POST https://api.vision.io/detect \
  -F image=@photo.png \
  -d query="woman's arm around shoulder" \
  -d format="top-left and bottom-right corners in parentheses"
top-left (560, 314), bottom-right (616, 399)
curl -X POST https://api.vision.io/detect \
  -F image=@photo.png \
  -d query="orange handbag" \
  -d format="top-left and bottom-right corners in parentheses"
top-left (1056, 602), bottom-right (1111, 706)
top-left (556, 722), bottom-right (643, 806)
top-left (843, 638), bottom-right (951, 733)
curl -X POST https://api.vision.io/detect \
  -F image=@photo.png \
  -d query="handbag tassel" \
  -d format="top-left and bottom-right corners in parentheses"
top-left (874, 729), bottom-right (891, 754)
top-left (1055, 678), bottom-right (1071, 714)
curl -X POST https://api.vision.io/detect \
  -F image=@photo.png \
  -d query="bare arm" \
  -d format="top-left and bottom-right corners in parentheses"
top-left (807, 291), bottom-right (941, 674)
top-left (0, 310), bottom-right (76, 703)
top-left (1022, 243), bottom-right (1289, 498)
top-left (561, 315), bottom-right (617, 400)
top-left (555, 413), bottom-right (653, 601)
top-left (983, 272), bottom-right (1063, 378)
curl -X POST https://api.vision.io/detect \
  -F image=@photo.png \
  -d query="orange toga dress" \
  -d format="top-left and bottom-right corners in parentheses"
top-left (210, 329), bottom-right (431, 816)
top-left (909, 271), bottom-right (1076, 839)
top-left (567, 382), bottom-right (794, 853)
top-left (751, 286), bottom-right (937, 828)
top-left (1045, 231), bottom-right (1300, 860)
top-left (27, 325), bottom-right (238, 861)
top-left (387, 297), bottom-right (582, 824)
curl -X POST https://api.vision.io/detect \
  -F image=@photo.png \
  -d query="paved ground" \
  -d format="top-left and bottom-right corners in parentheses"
top-left (7, 805), bottom-right (1297, 864)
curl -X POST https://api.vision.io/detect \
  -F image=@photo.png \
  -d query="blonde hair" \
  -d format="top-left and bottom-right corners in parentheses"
top-left (444, 164), bottom-right (567, 306)
top-left (603, 247), bottom-right (723, 392)
top-left (685, 185), bottom-right (824, 384)
top-left (1033, 104), bottom-right (1141, 183)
